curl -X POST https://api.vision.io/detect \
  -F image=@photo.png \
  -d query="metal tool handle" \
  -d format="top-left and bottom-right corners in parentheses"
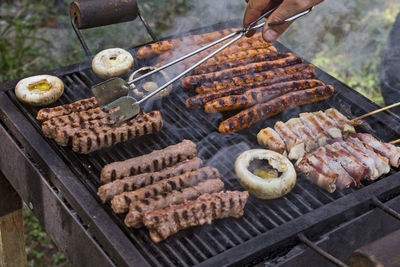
top-left (134, 6), bottom-right (313, 105)
top-left (137, 23), bottom-right (265, 104)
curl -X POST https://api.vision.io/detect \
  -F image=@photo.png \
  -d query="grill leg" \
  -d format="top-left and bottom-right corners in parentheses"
top-left (0, 171), bottom-right (27, 267)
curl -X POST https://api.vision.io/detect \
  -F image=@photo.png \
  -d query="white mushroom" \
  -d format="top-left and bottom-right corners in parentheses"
top-left (92, 48), bottom-right (134, 79)
top-left (128, 66), bottom-right (172, 99)
top-left (15, 75), bottom-right (64, 106)
top-left (235, 149), bottom-right (296, 199)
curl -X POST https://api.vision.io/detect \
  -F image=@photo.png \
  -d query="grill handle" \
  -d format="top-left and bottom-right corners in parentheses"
top-left (69, 0), bottom-right (158, 57)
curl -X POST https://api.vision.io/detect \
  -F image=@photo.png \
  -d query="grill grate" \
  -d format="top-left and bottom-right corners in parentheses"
top-left (4, 28), bottom-right (400, 265)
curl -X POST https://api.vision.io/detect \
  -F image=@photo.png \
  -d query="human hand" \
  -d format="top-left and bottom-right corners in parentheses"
top-left (243, 0), bottom-right (323, 42)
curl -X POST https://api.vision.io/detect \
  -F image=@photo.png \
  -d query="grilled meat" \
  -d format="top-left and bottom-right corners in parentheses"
top-left (297, 136), bottom-right (395, 192)
top-left (194, 47), bottom-right (277, 70)
top-left (186, 70), bottom-right (317, 109)
top-left (142, 191), bottom-right (249, 243)
top-left (37, 97), bottom-right (98, 121)
top-left (357, 133), bottom-right (400, 167)
top-left (219, 85), bottom-right (334, 134)
top-left (97, 158), bottom-right (203, 203)
top-left (42, 107), bottom-right (114, 138)
top-left (136, 28), bottom-right (238, 59)
top-left (182, 56), bottom-right (304, 88)
top-left (257, 127), bottom-right (286, 155)
top-left (325, 142), bottom-right (368, 183)
top-left (111, 167), bottom-right (219, 214)
top-left (193, 52), bottom-right (291, 75)
top-left (275, 121), bottom-right (304, 160)
top-left (72, 111), bottom-right (163, 154)
top-left (204, 80), bottom-right (324, 113)
top-left (195, 64), bottom-right (315, 94)
top-left (100, 139), bottom-right (197, 183)
top-left (325, 108), bottom-right (360, 135)
top-left (287, 118), bottom-right (319, 154)
top-left (124, 179), bottom-right (225, 228)
top-left (296, 153), bottom-right (338, 193)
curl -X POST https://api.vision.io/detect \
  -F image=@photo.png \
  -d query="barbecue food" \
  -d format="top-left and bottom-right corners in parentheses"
top-left (219, 85), bottom-right (335, 134)
top-left (186, 70), bottom-right (317, 109)
top-left (154, 34), bottom-right (274, 68)
top-left (71, 110), bottom-right (163, 154)
top-left (15, 75), bottom-right (64, 106)
top-left (195, 64), bottom-right (315, 94)
top-left (136, 28), bottom-right (238, 59)
top-left (92, 48), bottom-right (134, 79)
top-left (182, 56), bottom-right (304, 88)
top-left (192, 52), bottom-right (291, 75)
top-left (100, 139), bottom-right (197, 183)
top-left (128, 67), bottom-right (172, 99)
top-left (357, 133), bottom-right (400, 167)
top-left (98, 158), bottom-right (203, 203)
top-left (204, 80), bottom-right (325, 113)
top-left (257, 108), bottom-right (362, 159)
top-left (142, 191), bottom-right (248, 243)
top-left (41, 107), bottom-right (115, 139)
top-left (296, 136), bottom-right (396, 192)
top-left (37, 97), bottom-right (98, 121)
top-left (235, 149), bottom-right (296, 199)
top-left (111, 167), bottom-right (220, 213)
top-left (194, 47), bottom-right (277, 70)
top-left (124, 178), bottom-right (224, 228)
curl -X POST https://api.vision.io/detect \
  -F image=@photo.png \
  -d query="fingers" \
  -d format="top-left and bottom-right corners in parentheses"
top-left (262, 0), bottom-right (323, 42)
top-left (243, 0), bottom-right (274, 37)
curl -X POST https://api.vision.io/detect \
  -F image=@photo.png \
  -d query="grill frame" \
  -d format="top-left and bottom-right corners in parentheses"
top-left (1, 22), bottom-right (400, 266)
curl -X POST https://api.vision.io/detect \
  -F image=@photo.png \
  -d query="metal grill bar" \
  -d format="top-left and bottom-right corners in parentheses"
top-left (298, 233), bottom-right (349, 267)
top-left (372, 196), bottom-right (400, 221)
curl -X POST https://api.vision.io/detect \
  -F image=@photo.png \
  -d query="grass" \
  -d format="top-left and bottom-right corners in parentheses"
top-left (1, 0), bottom-right (398, 266)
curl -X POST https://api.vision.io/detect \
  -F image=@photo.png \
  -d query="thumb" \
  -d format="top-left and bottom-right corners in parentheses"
top-left (262, 1), bottom-right (317, 42)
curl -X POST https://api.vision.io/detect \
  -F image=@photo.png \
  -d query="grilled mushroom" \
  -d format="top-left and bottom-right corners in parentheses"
top-left (235, 149), bottom-right (296, 199)
top-left (92, 48), bottom-right (134, 79)
top-left (128, 66), bottom-right (172, 99)
top-left (15, 75), bottom-right (64, 106)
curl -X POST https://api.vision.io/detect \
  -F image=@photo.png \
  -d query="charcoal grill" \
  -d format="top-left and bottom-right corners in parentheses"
top-left (1, 21), bottom-right (400, 267)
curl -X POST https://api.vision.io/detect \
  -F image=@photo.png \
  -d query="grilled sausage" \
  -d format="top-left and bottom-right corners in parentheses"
top-left (182, 55), bottom-right (304, 88)
top-left (136, 28), bottom-right (238, 59)
top-left (52, 117), bottom-right (119, 146)
top-left (143, 191), bottom-right (249, 243)
top-left (192, 52), bottom-right (291, 75)
top-left (124, 179), bottom-right (224, 228)
top-left (204, 80), bottom-right (325, 113)
top-left (37, 97), bottom-right (98, 121)
top-left (218, 85), bottom-right (335, 134)
top-left (100, 139), bottom-right (197, 183)
top-left (194, 47), bottom-right (277, 70)
top-left (186, 69), bottom-right (317, 109)
top-left (71, 111), bottom-right (163, 154)
top-left (154, 34), bottom-right (274, 68)
top-left (195, 64), bottom-right (315, 94)
top-left (111, 167), bottom-right (219, 213)
top-left (42, 107), bottom-right (117, 139)
top-left (98, 158), bottom-right (203, 203)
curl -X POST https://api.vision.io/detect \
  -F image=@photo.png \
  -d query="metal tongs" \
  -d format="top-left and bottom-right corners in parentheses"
top-left (92, 6), bottom-right (313, 123)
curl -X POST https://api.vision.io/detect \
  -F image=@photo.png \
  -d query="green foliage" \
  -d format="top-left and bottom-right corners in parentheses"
top-left (23, 205), bottom-right (71, 267)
